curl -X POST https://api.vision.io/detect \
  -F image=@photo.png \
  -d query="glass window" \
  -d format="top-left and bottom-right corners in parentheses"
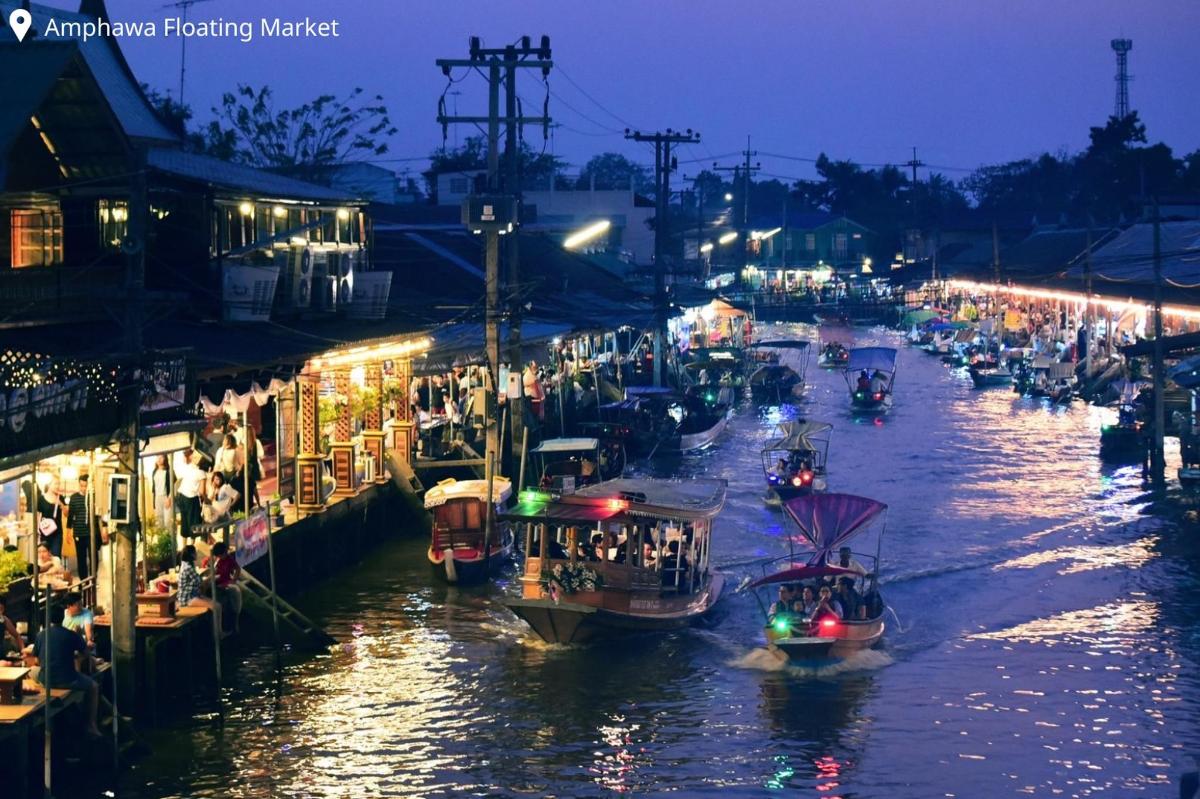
top-left (97, 199), bottom-right (128, 249)
top-left (10, 208), bottom-right (63, 268)
top-left (450, 177), bottom-right (468, 194)
top-left (805, 233), bottom-right (815, 251)
top-left (834, 233), bottom-right (848, 258)
top-left (255, 206), bottom-right (273, 247)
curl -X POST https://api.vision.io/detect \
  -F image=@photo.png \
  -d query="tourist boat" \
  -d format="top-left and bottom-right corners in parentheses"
top-left (817, 341), bottom-right (850, 368)
top-left (528, 437), bottom-right (607, 489)
top-left (843, 347), bottom-right (897, 413)
top-left (761, 420), bottom-right (832, 506)
top-left (968, 358), bottom-right (1014, 388)
top-left (424, 477), bottom-right (514, 584)
top-left (1014, 356), bottom-right (1076, 403)
top-left (744, 493), bottom-right (887, 662)
top-left (503, 478), bottom-right (727, 643)
top-left (747, 340), bottom-right (811, 402)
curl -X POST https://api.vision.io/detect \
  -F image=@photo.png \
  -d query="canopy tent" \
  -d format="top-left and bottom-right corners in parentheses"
top-left (748, 564), bottom-right (857, 589)
top-left (846, 347), bottom-right (898, 374)
top-left (199, 377), bottom-right (294, 417)
top-left (709, 299), bottom-right (748, 318)
top-left (762, 421), bottom-right (833, 452)
top-left (529, 437), bottom-right (600, 454)
top-left (781, 493), bottom-right (887, 565)
top-left (902, 309), bottom-right (943, 326)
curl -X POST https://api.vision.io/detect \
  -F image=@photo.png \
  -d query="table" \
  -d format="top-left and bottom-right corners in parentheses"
top-left (93, 607), bottom-right (211, 725)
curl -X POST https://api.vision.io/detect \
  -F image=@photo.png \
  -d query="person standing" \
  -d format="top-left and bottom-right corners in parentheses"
top-left (173, 449), bottom-right (204, 543)
top-left (151, 454), bottom-right (171, 531)
top-left (65, 474), bottom-right (94, 580)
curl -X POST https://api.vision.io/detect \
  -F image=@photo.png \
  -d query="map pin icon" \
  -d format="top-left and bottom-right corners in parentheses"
top-left (9, 9), bottom-right (32, 43)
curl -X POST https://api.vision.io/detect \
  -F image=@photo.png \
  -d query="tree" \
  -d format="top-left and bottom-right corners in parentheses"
top-left (204, 85), bottom-right (398, 174)
top-left (577, 153), bottom-right (651, 192)
top-left (423, 135), bottom-right (565, 198)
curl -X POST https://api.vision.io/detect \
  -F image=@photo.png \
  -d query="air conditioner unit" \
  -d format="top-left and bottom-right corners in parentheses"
top-left (335, 249), bottom-right (355, 306)
top-left (290, 246), bottom-right (312, 308)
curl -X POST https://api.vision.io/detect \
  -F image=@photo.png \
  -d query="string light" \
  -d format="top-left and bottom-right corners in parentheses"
top-left (945, 280), bottom-right (1200, 323)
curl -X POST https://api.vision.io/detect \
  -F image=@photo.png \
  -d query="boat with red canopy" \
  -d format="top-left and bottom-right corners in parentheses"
top-left (744, 493), bottom-right (888, 662)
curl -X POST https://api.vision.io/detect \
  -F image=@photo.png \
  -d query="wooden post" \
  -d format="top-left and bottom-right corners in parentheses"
top-left (330, 370), bottom-right (358, 497)
top-left (390, 357), bottom-right (414, 466)
top-left (295, 372), bottom-right (324, 514)
top-left (361, 362), bottom-right (387, 483)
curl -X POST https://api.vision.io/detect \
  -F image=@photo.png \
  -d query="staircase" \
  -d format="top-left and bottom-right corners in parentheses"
top-left (238, 571), bottom-right (335, 648)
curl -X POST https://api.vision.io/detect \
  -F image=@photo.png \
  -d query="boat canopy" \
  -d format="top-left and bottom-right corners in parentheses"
top-left (625, 386), bottom-right (679, 397)
top-left (748, 563), bottom-right (858, 589)
top-left (751, 340), bottom-right (811, 350)
top-left (781, 493), bottom-right (887, 564)
top-left (1170, 355), bottom-right (1200, 389)
top-left (762, 420), bottom-right (832, 452)
top-left (529, 437), bottom-right (600, 454)
top-left (424, 477), bottom-right (513, 509)
top-left (1111, 378), bottom-right (1150, 403)
top-left (501, 477), bottom-right (727, 523)
top-left (1048, 362), bottom-right (1076, 380)
top-left (954, 329), bottom-right (977, 343)
top-left (925, 321), bottom-right (970, 331)
top-left (846, 347), bottom-right (898, 374)
top-left (903, 309), bottom-right (942, 325)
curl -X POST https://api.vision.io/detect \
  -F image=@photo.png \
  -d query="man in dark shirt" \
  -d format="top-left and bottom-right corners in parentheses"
top-left (32, 603), bottom-right (101, 737)
top-left (66, 474), bottom-right (93, 579)
top-left (835, 577), bottom-right (862, 621)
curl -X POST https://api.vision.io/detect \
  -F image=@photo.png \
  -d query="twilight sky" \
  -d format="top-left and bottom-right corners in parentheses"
top-left (35, 0), bottom-right (1200, 183)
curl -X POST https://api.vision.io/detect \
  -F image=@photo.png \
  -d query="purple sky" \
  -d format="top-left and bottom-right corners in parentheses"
top-left (43, 0), bottom-right (1200, 183)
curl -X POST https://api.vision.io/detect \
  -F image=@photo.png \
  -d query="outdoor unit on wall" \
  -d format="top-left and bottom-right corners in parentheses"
top-left (335, 248), bottom-right (355, 306)
top-left (310, 249), bottom-right (334, 311)
top-left (291, 245), bottom-right (312, 308)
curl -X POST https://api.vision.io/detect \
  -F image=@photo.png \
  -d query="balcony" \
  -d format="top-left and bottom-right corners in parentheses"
top-left (0, 264), bottom-right (126, 326)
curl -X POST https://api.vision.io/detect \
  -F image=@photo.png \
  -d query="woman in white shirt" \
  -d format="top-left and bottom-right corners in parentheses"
top-left (202, 472), bottom-right (240, 524)
top-left (213, 434), bottom-right (243, 485)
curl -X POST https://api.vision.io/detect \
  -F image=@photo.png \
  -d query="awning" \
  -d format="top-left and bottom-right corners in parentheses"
top-left (847, 347), bottom-right (897, 374)
top-left (500, 500), bottom-right (621, 524)
top-left (748, 564), bottom-right (857, 589)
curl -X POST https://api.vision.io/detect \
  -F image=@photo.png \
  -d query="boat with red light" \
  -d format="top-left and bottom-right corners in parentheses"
top-left (424, 477), bottom-right (513, 584)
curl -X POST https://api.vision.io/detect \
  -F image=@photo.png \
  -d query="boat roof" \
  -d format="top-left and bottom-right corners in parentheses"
top-left (625, 386), bottom-right (678, 397)
top-left (502, 477), bottom-right (727, 523)
top-left (529, 437), bottom-right (600, 454)
top-left (846, 347), bottom-right (898, 374)
top-left (751, 340), bottom-right (811, 349)
top-left (782, 493), bottom-right (887, 564)
top-left (749, 564), bottom-right (858, 589)
top-left (1170, 356), bottom-right (1200, 389)
top-left (424, 477), bottom-right (512, 509)
top-left (762, 420), bottom-right (833, 452)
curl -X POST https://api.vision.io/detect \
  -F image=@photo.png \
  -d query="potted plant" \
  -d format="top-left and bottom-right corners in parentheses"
top-left (0, 548), bottom-right (31, 600)
top-left (142, 521), bottom-right (176, 576)
top-left (269, 492), bottom-right (285, 527)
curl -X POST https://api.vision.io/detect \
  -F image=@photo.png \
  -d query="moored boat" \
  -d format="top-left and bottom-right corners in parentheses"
top-left (747, 340), bottom-right (811, 402)
top-left (746, 493), bottom-right (888, 663)
top-left (503, 478), bottom-right (727, 644)
top-left (424, 477), bottom-right (514, 584)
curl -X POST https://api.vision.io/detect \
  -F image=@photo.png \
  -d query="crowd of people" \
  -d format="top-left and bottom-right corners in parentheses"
top-left (766, 547), bottom-right (882, 635)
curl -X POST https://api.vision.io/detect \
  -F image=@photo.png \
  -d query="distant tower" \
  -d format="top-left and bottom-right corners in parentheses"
top-left (1111, 38), bottom-right (1133, 118)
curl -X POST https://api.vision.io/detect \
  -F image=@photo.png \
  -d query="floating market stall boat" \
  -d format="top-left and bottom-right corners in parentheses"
top-left (747, 340), bottom-right (811, 402)
top-left (844, 347), bottom-right (897, 413)
top-left (424, 477), bottom-right (514, 584)
top-left (761, 420), bottom-right (832, 506)
top-left (817, 341), bottom-right (850, 369)
top-left (503, 478), bottom-right (727, 643)
top-left (745, 493), bottom-right (887, 663)
top-left (528, 437), bottom-right (608, 489)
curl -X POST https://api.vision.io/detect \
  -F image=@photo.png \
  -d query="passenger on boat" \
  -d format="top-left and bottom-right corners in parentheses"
top-left (660, 541), bottom-right (690, 591)
top-left (869, 370), bottom-right (888, 393)
top-left (814, 585), bottom-right (843, 621)
top-left (856, 371), bottom-right (871, 391)
top-left (836, 577), bottom-right (864, 620)
top-left (768, 584), bottom-right (795, 620)
top-left (832, 546), bottom-right (869, 576)
top-left (794, 585), bottom-right (818, 619)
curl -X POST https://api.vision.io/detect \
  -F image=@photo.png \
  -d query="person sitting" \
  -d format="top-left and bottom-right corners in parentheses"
top-left (856, 370), bottom-right (871, 391)
top-left (201, 473), bottom-right (240, 524)
top-left (835, 577), bottom-right (863, 620)
top-left (833, 546), bottom-right (869, 576)
top-left (869, 370), bottom-right (888, 393)
top-left (768, 584), bottom-right (795, 621)
top-left (813, 585), bottom-right (843, 622)
top-left (0, 595), bottom-right (24, 657)
top-left (61, 591), bottom-right (95, 649)
top-left (794, 585), bottom-right (818, 620)
top-left (36, 543), bottom-right (71, 588)
top-left (207, 542), bottom-right (243, 635)
top-left (177, 545), bottom-right (223, 636)
top-left (29, 602), bottom-right (101, 738)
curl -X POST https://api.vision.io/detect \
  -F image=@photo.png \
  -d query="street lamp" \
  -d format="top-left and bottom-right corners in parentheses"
top-left (724, 192), bottom-right (734, 202)
top-left (718, 231), bottom-right (738, 245)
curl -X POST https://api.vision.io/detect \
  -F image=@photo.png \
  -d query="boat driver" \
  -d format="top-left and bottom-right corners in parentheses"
top-left (856, 371), bottom-right (871, 391)
top-left (869, 370), bottom-right (888, 393)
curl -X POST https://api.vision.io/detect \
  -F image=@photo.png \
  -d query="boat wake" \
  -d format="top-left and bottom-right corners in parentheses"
top-left (728, 647), bottom-right (894, 677)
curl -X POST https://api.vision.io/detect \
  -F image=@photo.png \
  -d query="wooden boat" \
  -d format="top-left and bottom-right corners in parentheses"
top-left (746, 493), bottom-right (888, 663)
top-left (844, 347), bottom-right (897, 413)
top-left (761, 420), bottom-right (832, 506)
top-left (424, 477), bottom-right (513, 584)
top-left (503, 478), bottom-right (727, 644)
top-left (604, 386), bottom-right (731, 455)
top-left (747, 340), bottom-right (811, 402)
top-left (969, 362), bottom-right (1013, 388)
top-left (529, 437), bottom-right (606, 489)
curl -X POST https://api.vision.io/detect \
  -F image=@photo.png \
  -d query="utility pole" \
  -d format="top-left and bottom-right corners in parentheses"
top-left (1151, 201), bottom-right (1165, 484)
top-left (906, 147), bottom-right (925, 266)
top-left (626, 127), bottom-right (701, 387)
top-left (991, 220), bottom-right (1002, 284)
top-left (504, 45), bottom-right (525, 479)
top-left (437, 37), bottom-right (551, 551)
top-left (114, 148), bottom-right (147, 724)
top-left (1085, 216), bottom-right (1095, 377)
top-left (714, 138), bottom-right (760, 289)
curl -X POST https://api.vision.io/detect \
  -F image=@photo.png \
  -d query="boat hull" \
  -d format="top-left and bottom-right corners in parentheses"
top-left (427, 533), bottom-right (513, 585)
top-left (678, 410), bottom-right (731, 452)
top-left (969, 369), bottom-right (1013, 388)
top-left (507, 574), bottom-right (726, 644)
top-left (849, 394), bottom-right (891, 413)
top-left (768, 617), bottom-right (885, 662)
top-left (1100, 426), bottom-right (1142, 462)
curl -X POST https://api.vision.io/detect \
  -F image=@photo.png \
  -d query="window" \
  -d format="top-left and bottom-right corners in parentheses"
top-left (98, 199), bottom-right (128, 249)
top-left (449, 177), bottom-right (469, 194)
top-left (805, 233), bottom-right (815, 252)
top-left (11, 208), bottom-right (63, 267)
top-left (834, 233), bottom-right (848, 258)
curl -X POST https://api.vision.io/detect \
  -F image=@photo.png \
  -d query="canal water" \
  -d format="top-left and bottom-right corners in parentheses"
top-left (118, 326), bottom-right (1200, 798)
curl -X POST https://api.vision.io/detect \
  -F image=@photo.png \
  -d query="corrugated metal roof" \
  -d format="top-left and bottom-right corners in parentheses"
top-left (147, 147), bottom-right (362, 203)
top-left (1070, 221), bottom-right (1200, 289)
top-left (0, 1), bottom-right (177, 143)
